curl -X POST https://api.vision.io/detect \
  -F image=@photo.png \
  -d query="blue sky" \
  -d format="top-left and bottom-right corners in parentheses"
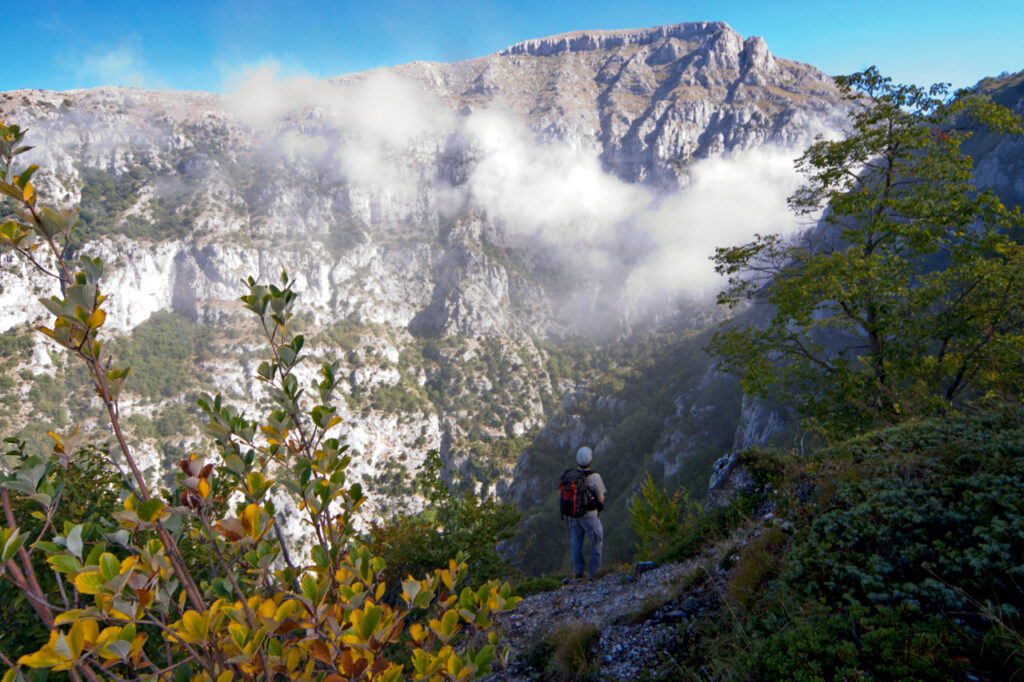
top-left (6, 0), bottom-right (1023, 93)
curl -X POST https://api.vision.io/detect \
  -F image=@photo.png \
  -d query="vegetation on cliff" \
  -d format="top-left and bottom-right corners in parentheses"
top-left (0, 121), bottom-right (519, 681)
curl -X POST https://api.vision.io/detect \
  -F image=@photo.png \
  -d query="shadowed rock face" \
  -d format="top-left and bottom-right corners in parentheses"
top-left (967, 69), bottom-right (1024, 208)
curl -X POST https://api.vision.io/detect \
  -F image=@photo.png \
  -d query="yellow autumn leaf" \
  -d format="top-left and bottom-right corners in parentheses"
top-left (53, 609), bottom-right (84, 626)
top-left (18, 631), bottom-right (66, 668)
top-left (95, 625), bottom-right (122, 648)
top-left (120, 555), bottom-right (139, 574)
top-left (182, 609), bottom-right (207, 641)
top-left (256, 598), bottom-right (276, 620)
top-left (241, 503), bottom-right (262, 539)
top-left (18, 647), bottom-right (67, 668)
top-left (67, 618), bottom-right (99, 659)
top-left (74, 570), bottom-right (106, 595)
top-left (86, 308), bottom-right (105, 328)
top-left (130, 632), bottom-right (148, 659)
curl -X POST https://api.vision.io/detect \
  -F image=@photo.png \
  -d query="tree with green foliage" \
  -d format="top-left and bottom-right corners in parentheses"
top-left (711, 67), bottom-right (1024, 438)
top-left (364, 449), bottom-right (520, 593)
top-left (0, 121), bottom-right (518, 681)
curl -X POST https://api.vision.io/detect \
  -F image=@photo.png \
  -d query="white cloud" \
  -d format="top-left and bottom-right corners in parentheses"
top-left (221, 64), bottom-right (832, 321)
top-left (458, 109), bottom-right (812, 303)
top-left (69, 44), bottom-right (158, 89)
top-left (226, 64), bottom-right (454, 195)
top-left (460, 109), bottom-right (648, 245)
top-left (625, 146), bottom-right (809, 301)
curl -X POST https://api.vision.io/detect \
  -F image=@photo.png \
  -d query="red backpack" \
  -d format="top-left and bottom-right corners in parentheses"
top-left (559, 468), bottom-right (598, 519)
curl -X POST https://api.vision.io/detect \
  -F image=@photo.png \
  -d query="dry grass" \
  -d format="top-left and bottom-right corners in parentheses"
top-left (544, 619), bottom-right (601, 680)
top-left (722, 527), bottom-right (787, 607)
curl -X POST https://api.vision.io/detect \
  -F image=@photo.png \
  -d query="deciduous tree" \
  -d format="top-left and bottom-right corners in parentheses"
top-left (711, 67), bottom-right (1024, 438)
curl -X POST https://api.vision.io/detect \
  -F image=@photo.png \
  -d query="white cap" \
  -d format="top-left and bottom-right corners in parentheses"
top-left (576, 446), bottom-right (593, 467)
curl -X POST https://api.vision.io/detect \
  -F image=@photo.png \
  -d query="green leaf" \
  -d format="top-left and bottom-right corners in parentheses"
top-left (311, 545), bottom-right (328, 569)
top-left (441, 608), bottom-right (459, 636)
top-left (85, 542), bottom-right (105, 566)
top-left (137, 498), bottom-right (166, 523)
top-left (32, 541), bottom-right (62, 553)
top-left (47, 555), bottom-right (83, 574)
top-left (300, 574), bottom-right (318, 603)
top-left (14, 165), bottom-right (38, 189)
top-left (0, 182), bottom-right (24, 201)
top-left (2, 530), bottom-right (26, 562)
top-left (66, 525), bottom-right (84, 559)
top-left (223, 453), bottom-right (246, 476)
top-left (99, 552), bottom-right (120, 582)
top-left (359, 604), bottom-right (381, 639)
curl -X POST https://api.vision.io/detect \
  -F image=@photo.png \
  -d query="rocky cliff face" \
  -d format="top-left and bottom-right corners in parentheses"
top-left (0, 22), bottom-right (850, 572)
top-left (968, 69), bottom-right (1024, 207)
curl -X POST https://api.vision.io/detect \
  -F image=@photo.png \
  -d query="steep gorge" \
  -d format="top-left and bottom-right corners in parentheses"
top-left (0, 22), bottom-right (849, 574)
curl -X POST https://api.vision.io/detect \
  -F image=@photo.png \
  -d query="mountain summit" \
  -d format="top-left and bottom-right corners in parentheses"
top-left (389, 20), bottom-right (845, 187)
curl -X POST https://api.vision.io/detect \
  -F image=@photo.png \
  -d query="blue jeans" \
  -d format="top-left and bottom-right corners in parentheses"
top-left (570, 514), bottom-right (603, 578)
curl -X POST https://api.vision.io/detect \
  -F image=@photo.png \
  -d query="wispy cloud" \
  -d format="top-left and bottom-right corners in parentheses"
top-left (221, 65), bottom-right (835, 327)
top-left (61, 42), bottom-right (162, 89)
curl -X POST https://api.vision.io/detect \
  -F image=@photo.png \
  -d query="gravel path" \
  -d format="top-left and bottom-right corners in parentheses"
top-left (481, 534), bottom-right (742, 681)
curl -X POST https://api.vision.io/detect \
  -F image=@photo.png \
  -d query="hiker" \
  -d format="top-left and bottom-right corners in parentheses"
top-left (564, 445), bottom-right (606, 580)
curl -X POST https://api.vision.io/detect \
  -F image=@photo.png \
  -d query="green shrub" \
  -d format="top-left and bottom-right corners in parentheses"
top-left (0, 441), bottom-right (122, 661)
top-left (629, 473), bottom-right (686, 560)
top-left (666, 412), bottom-right (1024, 680)
top-left (747, 605), bottom-right (975, 681)
top-left (511, 574), bottom-right (564, 597)
top-left (787, 423), bottom-right (1024, 618)
top-left (0, 329), bottom-right (32, 370)
top-left (722, 526), bottom-right (787, 607)
top-left (363, 449), bottom-right (521, 590)
top-left (658, 495), bottom-right (756, 564)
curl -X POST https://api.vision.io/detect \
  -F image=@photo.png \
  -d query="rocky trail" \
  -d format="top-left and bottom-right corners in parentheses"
top-left (483, 522), bottom-right (764, 681)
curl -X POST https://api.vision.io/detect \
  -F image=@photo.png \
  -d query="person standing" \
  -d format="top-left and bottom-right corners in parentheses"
top-left (569, 446), bottom-right (606, 580)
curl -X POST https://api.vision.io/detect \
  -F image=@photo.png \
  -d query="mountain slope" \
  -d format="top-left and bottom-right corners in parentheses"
top-left (0, 22), bottom-right (838, 571)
